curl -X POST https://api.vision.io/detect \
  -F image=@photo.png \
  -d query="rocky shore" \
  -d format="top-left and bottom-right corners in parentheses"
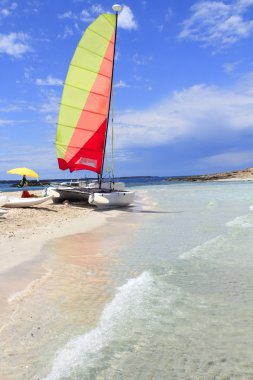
top-left (166, 167), bottom-right (253, 182)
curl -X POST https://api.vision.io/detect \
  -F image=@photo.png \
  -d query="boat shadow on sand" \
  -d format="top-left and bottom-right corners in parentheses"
top-left (135, 210), bottom-right (184, 214)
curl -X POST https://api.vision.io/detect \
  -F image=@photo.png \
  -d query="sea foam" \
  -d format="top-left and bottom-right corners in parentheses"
top-left (226, 215), bottom-right (253, 228)
top-left (8, 270), bottom-right (52, 303)
top-left (179, 236), bottom-right (222, 260)
top-left (43, 271), bottom-right (153, 380)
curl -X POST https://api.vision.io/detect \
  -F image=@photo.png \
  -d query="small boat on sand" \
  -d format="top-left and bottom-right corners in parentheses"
top-left (4, 195), bottom-right (52, 208)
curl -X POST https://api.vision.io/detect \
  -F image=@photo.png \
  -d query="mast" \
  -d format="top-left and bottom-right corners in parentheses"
top-left (99, 4), bottom-right (122, 189)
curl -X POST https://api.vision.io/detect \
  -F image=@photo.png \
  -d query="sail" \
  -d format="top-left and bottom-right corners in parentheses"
top-left (56, 13), bottom-right (116, 174)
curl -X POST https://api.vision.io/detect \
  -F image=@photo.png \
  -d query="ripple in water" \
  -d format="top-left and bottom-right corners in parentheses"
top-left (44, 271), bottom-right (155, 380)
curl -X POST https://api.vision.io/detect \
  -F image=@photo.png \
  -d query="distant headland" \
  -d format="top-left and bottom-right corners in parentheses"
top-left (166, 167), bottom-right (253, 182)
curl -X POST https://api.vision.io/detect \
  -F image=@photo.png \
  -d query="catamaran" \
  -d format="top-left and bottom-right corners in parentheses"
top-left (55, 4), bottom-right (134, 208)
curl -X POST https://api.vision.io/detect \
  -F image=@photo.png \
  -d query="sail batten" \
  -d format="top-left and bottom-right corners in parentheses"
top-left (102, 13), bottom-right (115, 27)
top-left (56, 143), bottom-right (104, 153)
top-left (56, 13), bottom-right (116, 174)
top-left (76, 45), bottom-right (113, 62)
top-left (89, 27), bottom-right (114, 43)
top-left (70, 63), bottom-right (112, 79)
top-left (60, 102), bottom-right (108, 116)
top-left (64, 83), bottom-right (110, 98)
top-left (57, 123), bottom-right (108, 134)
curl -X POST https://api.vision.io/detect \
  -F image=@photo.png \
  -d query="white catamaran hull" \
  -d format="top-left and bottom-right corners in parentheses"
top-left (48, 181), bottom-right (126, 203)
top-left (4, 195), bottom-right (52, 208)
top-left (88, 191), bottom-right (135, 208)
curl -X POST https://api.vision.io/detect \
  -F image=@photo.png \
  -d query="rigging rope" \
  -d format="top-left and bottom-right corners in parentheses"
top-left (104, 86), bottom-right (115, 179)
top-left (111, 85), bottom-right (115, 179)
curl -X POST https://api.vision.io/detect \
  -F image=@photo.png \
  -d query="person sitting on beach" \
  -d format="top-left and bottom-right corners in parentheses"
top-left (18, 175), bottom-right (29, 188)
top-left (21, 184), bottom-right (37, 198)
top-left (21, 189), bottom-right (33, 198)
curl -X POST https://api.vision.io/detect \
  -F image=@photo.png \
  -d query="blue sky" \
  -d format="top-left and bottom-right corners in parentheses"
top-left (1, 0), bottom-right (253, 180)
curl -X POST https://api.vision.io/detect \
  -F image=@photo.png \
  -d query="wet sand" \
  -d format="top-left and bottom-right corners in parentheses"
top-left (0, 190), bottom-right (117, 378)
top-left (0, 189), bottom-right (152, 379)
top-left (0, 190), bottom-right (105, 273)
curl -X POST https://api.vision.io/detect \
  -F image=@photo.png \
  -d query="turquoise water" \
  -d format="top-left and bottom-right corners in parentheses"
top-left (42, 182), bottom-right (253, 380)
top-left (2, 181), bottom-right (253, 379)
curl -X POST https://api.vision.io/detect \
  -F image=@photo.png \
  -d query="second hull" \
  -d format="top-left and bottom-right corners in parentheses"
top-left (88, 191), bottom-right (135, 208)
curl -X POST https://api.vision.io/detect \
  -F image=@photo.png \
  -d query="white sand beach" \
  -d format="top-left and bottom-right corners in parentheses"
top-left (0, 190), bottom-right (111, 274)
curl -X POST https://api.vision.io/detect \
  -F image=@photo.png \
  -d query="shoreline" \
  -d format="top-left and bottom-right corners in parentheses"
top-left (0, 187), bottom-right (153, 275)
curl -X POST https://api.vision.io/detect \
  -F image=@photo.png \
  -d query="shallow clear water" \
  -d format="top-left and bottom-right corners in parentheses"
top-left (2, 181), bottom-right (253, 379)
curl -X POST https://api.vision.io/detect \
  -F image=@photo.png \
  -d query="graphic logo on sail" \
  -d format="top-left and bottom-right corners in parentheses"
top-left (77, 157), bottom-right (97, 168)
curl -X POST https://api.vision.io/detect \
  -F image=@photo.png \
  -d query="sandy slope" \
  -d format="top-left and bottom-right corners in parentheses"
top-left (0, 190), bottom-right (110, 274)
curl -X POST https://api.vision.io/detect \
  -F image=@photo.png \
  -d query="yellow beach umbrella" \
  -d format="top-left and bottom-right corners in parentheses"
top-left (7, 167), bottom-right (39, 178)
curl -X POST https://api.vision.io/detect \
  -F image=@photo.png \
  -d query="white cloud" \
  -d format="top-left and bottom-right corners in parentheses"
top-left (0, 104), bottom-right (21, 112)
top-left (44, 114), bottom-right (57, 125)
top-left (179, 0), bottom-right (253, 49)
top-left (0, 144), bottom-right (56, 171)
top-left (114, 73), bottom-right (253, 149)
top-left (114, 80), bottom-right (130, 88)
top-left (38, 90), bottom-right (60, 126)
top-left (0, 33), bottom-right (31, 57)
top-left (40, 94), bottom-right (59, 114)
top-left (0, 119), bottom-right (15, 127)
top-left (157, 7), bottom-right (172, 33)
top-left (74, 22), bottom-right (80, 33)
top-left (35, 75), bottom-right (63, 86)
top-left (0, 99), bottom-right (37, 114)
top-left (0, 93), bottom-right (59, 126)
top-left (0, 1), bottom-right (17, 18)
top-left (58, 25), bottom-right (74, 39)
top-left (91, 4), bottom-right (106, 15)
top-left (133, 53), bottom-right (152, 65)
top-left (23, 0), bottom-right (41, 14)
top-left (202, 150), bottom-right (253, 166)
top-left (165, 7), bottom-right (173, 22)
top-left (236, 0), bottom-right (253, 11)
top-left (223, 61), bottom-right (241, 73)
top-left (24, 66), bottom-right (39, 82)
top-left (118, 5), bottom-right (138, 30)
top-left (58, 5), bottom-right (137, 35)
top-left (58, 11), bottom-right (77, 20)
top-left (59, 5), bottom-right (107, 24)
top-left (105, 148), bottom-right (135, 162)
top-left (80, 9), bottom-right (93, 23)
